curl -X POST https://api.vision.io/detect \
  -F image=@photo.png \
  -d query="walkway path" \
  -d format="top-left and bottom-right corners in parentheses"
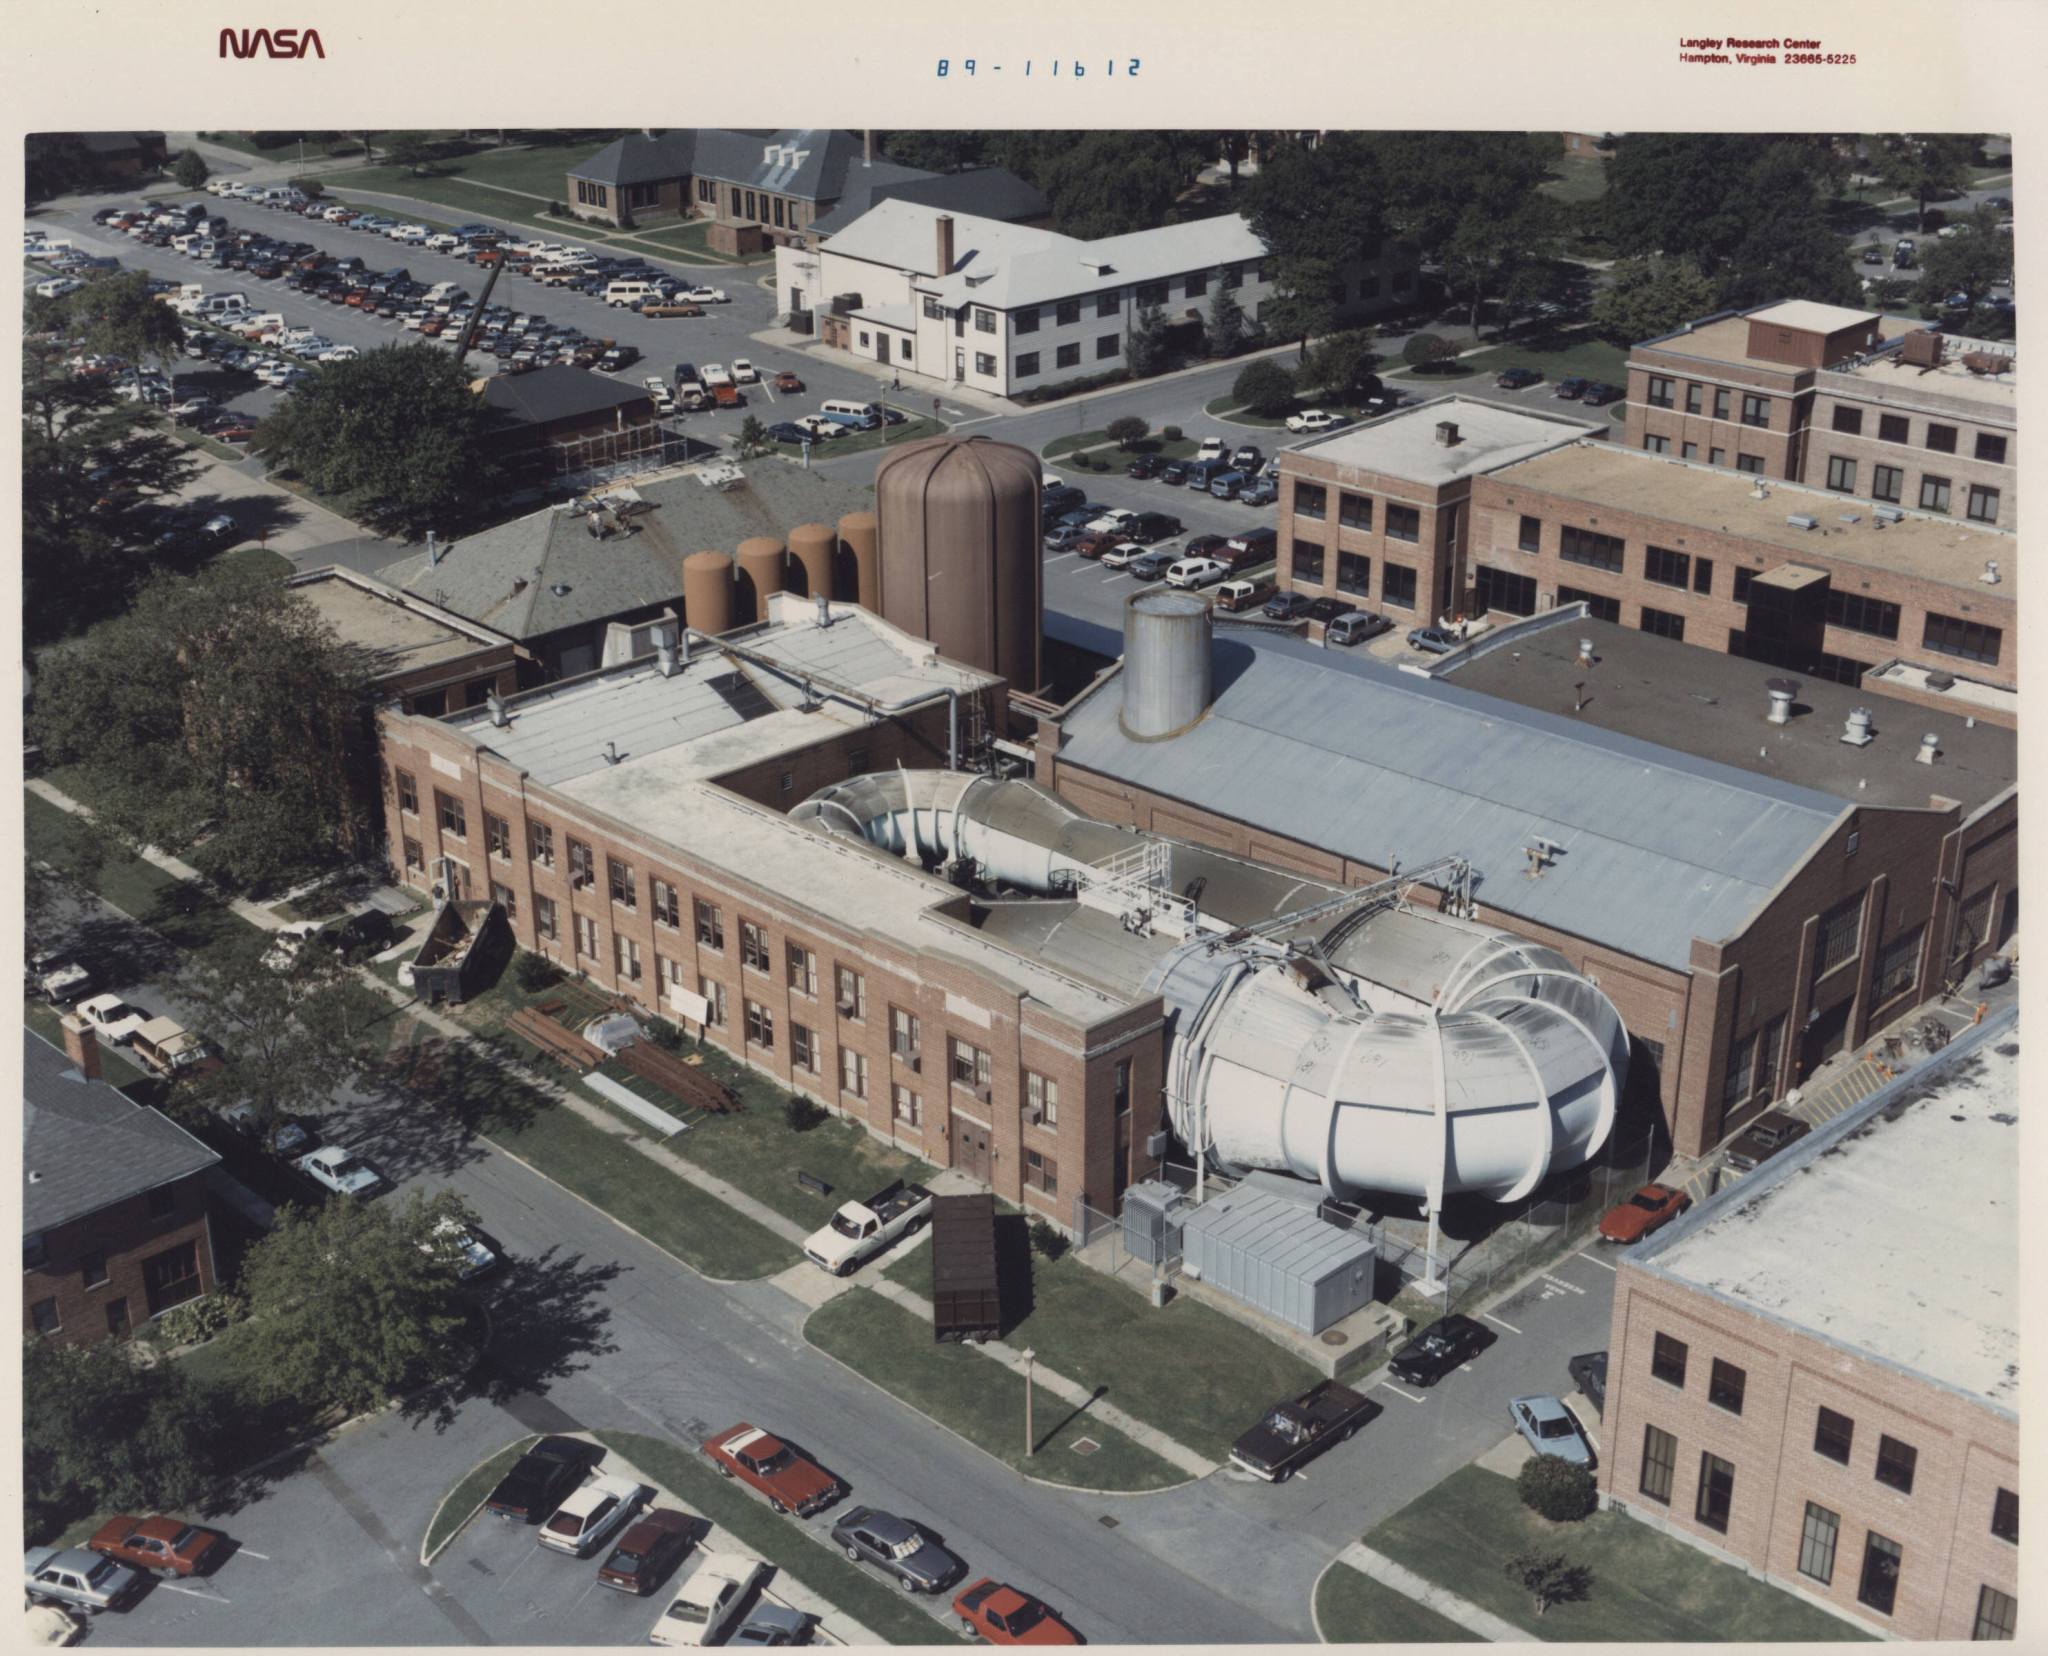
top-left (1335, 1542), bottom-right (1527, 1642)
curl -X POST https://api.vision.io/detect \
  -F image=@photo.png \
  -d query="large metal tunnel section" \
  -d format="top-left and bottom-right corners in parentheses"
top-left (791, 770), bottom-right (1625, 1208)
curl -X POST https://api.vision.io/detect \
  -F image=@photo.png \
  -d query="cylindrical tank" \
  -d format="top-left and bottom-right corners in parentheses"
top-left (873, 436), bottom-right (1041, 694)
top-left (787, 522), bottom-right (835, 600)
top-left (838, 510), bottom-right (879, 611)
top-left (1120, 589), bottom-right (1212, 740)
top-left (736, 536), bottom-right (786, 624)
top-left (682, 550), bottom-right (734, 637)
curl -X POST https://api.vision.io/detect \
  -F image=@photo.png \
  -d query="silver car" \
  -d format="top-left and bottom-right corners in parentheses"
top-left (828, 1506), bottom-right (962, 1593)
top-left (25, 1547), bottom-right (145, 1615)
top-left (729, 1603), bottom-right (812, 1646)
top-left (1509, 1394), bottom-right (1594, 1468)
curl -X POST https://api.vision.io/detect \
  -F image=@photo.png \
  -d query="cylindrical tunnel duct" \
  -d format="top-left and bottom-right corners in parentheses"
top-left (787, 522), bottom-right (835, 600)
top-left (736, 536), bottom-right (787, 625)
top-left (838, 511), bottom-right (879, 612)
top-left (682, 549), bottom-right (734, 637)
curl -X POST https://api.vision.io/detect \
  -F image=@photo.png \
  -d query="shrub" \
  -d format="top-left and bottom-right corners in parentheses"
top-left (1029, 1217), bottom-right (1070, 1261)
top-left (1402, 332), bottom-right (1457, 370)
top-left (288, 176), bottom-right (325, 200)
top-left (1232, 358), bottom-right (1297, 417)
top-left (547, 200), bottom-right (566, 218)
top-left (1162, 424), bottom-right (1183, 442)
top-left (141, 1290), bottom-right (247, 1350)
top-left (784, 1093), bottom-right (829, 1133)
top-left (1504, 1550), bottom-right (1593, 1616)
top-left (1105, 415), bottom-right (1150, 451)
top-left (514, 952), bottom-right (561, 993)
top-left (646, 1020), bottom-right (684, 1053)
top-left (1517, 1454), bottom-right (1598, 1521)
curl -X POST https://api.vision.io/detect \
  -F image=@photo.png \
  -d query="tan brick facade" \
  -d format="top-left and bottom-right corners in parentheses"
top-left (23, 1176), bottom-right (216, 1348)
top-left (1276, 453), bottom-right (1465, 632)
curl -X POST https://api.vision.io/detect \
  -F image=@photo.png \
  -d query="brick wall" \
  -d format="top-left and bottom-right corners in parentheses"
top-left (24, 1175), bottom-right (216, 1348)
top-left (1277, 454), bottom-right (1466, 624)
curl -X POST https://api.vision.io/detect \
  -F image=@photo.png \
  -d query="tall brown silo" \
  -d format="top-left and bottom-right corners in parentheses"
top-left (872, 436), bottom-right (1041, 694)
top-left (736, 537), bottom-right (786, 624)
top-left (787, 522), bottom-right (835, 601)
top-left (682, 550), bottom-right (734, 637)
top-left (838, 511), bottom-right (879, 611)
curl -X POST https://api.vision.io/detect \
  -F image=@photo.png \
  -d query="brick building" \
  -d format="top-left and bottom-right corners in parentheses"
top-left (1598, 1018), bottom-right (2020, 1641)
top-left (23, 1024), bottom-right (220, 1348)
top-left (477, 366), bottom-right (660, 480)
top-left (286, 566), bottom-right (524, 717)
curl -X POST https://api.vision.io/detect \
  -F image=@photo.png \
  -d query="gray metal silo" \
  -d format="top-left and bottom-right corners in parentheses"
top-left (1120, 588), bottom-right (1212, 741)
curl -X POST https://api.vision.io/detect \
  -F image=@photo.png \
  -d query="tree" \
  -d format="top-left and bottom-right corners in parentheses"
top-left (57, 269), bottom-right (186, 374)
top-left (1718, 211), bottom-right (1864, 310)
top-left (252, 343), bottom-right (503, 536)
top-left (1503, 1551), bottom-right (1593, 1617)
top-left (381, 130), bottom-right (440, 176)
top-left (1257, 276), bottom-right (1340, 361)
top-left (736, 414), bottom-right (770, 457)
top-left (1242, 135), bottom-right (1389, 357)
top-left (1233, 358), bottom-right (1297, 418)
top-left (1124, 304), bottom-right (1171, 378)
top-left (1517, 1455), bottom-right (1598, 1521)
top-left (173, 148), bottom-right (211, 190)
top-left (1603, 135), bottom-right (1843, 270)
top-left (1206, 283), bottom-right (1247, 357)
top-left (873, 132), bottom-right (991, 175)
top-left (25, 134), bottom-right (99, 204)
top-left (1873, 135), bottom-right (1978, 233)
top-left (1034, 132), bottom-right (1187, 239)
top-left (25, 1337), bottom-right (218, 1537)
top-left (234, 1189), bottom-right (479, 1414)
top-left (1590, 257), bottom-right (1721, 347)
top-left (1306, 329), bottom-right (1381, 399)
top-left (1105, 415), bottom-right (1150, 451)
top-left (1402, 332), bottom-right (1457, 371)
top-left (1914, 213), bottom-right (2014, 315)
top-left (28, 560), bottom-right (379, 893)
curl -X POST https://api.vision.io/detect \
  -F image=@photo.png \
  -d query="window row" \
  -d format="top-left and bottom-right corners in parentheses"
top-left (1833, 404), bottom-right (2010, 464)
top-left (1012, 336), bottom-right (1120, 378)
top-left (1820, 454), bottom-right (2002, 522)
top-left (1291, 542), bottom-right (1416, 607)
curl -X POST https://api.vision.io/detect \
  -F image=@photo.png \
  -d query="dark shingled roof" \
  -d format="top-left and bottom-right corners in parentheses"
top-left (568, 129), bottom-right (945, 207)
top-left (809, 167), bottom-right (1049, 236)
top-left (483, 365), bottom-right (655, 429)
top-left (78, 132), bottom-right (162, 155)
top-left (23, 1032), bottom-right (219, 1234)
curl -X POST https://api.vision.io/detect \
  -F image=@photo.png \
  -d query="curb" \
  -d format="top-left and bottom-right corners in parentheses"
top-left (418, 1433), bottom-right (539, 1566)
top-left (1307, 1552), bottom-right (1342, 1644)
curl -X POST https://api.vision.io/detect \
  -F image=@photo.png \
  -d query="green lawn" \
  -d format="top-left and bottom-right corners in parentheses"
top-left (1367, 1466), bottom-right (1872, 1642)
top-left (1043, 430), bottom-right (1201, 463)
top-left (348, 143), bottom-right (596, 204)
top-left (806, 1294), bottom-right (1185, 1493)
top-left (666, 1092), bottom-right (936, 1234)
top-left (595, 1432), bottom-right (966, 1646)
top-left (423, 1436), bottom-right (535, 1561)
top-left (623, 220), bottom-right (756, 264)
top-left (22, 1000), bottom-right (153, 1087)
top-left (806, 415), bottom-right (948, 458)
top-left (882, 1245), bottom-right (1320, 1462)
top-left (1315, 1561), bottom-right (1483, 1643)
top-left (1393, 334), bottom-right (1629, 388)
top-left (1540, 155), bottom-right (1611, 204)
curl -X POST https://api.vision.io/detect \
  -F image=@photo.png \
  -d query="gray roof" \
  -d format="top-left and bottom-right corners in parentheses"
top-left (482, 366), bottom-right (653, 429)
top-left (568, 129), bottom-right (928, 206)
top-left (810, 168), bottom-right (1049, 237)
top-left (1054, 628), bottom-right (1847, 971)
top-left (23, 1032), bottom-right (219, 1234)
top-left (570, 132), bottom-right (699, 188)
top-left (378, 463), bottom-right (875, 643)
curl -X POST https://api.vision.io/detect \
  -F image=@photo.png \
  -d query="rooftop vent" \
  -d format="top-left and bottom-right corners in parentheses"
top-left (1574, 637), bottom-right (1595, 668)
top-left (1522, 837), bottom-right (1564, 878)
top-left (487, 691), bottom-right (510, 728)
top-left (1751, 482), bottom-right (1771, 500)
top-left (1924, 670), bottom-right (1956, 691)
top-left (1785, 514), bottom-right (1819, 531)
top-left (1434, 420), bottom-right (1461, 447)
top-left (655, 637), bottom-right (679, 677)
top-left (1766, 677), bottom-right (1799, 725)
top-left (1915, 731), bottom-right (1941, 765)
top-left (814, 592), bottom-right (834, 629)
top-left (1981, 559), bottom-right (2001, 585)
top-left (551, 582), bottom-right (571, 596)
top-left (427, 529), bottom-right (442, 566)
top-left (1841, 707), bottom-right (1874, 746)
top-left (1874, 506), bottom-right (1905, 523)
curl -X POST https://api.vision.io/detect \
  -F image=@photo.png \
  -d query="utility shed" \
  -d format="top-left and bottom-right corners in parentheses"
top-left (1180, 1175), bottom-right (1377, 1335)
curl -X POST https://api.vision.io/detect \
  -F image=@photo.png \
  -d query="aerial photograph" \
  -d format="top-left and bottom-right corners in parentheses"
top-left (20, 123), bottom-right (2020, 1647)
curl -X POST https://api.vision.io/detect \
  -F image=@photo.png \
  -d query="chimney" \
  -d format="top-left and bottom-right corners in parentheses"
top-left (61, 1015), bottom-right (101, 1082)
top-left (427, 530), bottom-right (441, 566)
top-left (1434, 420), bottom-right (1461, 447)
top-left (935, 214), bottom-right (955, 275)
top-left (864, 130), bottom-right (874, 169)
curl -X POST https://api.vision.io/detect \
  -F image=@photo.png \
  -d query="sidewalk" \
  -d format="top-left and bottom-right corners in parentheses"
top-left (1335, 1542), bottom-right (1526, 1642)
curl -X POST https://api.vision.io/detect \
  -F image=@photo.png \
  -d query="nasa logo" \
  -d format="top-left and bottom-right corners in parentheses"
top-left (218, 28), bottom-right (326, 58)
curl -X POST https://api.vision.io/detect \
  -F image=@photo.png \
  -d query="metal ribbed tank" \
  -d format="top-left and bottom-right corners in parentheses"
top-left (682, 549), bottom-right (734, 636)
top-left (736, 537), bottom-right (786, 624)
top-left (1120, 589), bottom-right (1212, 740)
top-left (873, 436), bottom-right (1041, 694)
top-left (838, 511), bottom-right (879, 611)
top-left (787, 522), bottom-right (835, 600)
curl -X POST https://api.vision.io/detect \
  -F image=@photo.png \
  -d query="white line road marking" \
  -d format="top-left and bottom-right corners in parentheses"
top-left (1376, 1381), bottom-right (1429, 1403)
top-left (1542, 1274), bottom-right (1587, 1295)
top-left (237, 1550), bottom-right (272, 1561)
top-left (1482, 1311), bottom-right (1522, 1334)
top-left (157, 1584), bottom-right (229, 1604)
top-left (1578, 1250), bottom-right (1618, 1272)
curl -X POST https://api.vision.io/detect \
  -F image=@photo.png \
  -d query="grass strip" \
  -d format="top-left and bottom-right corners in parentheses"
top-left (24, 790), bottom-right (258, 954)
top-left (424, 1436), bottom-right (536, 1562)
top-left (596, 1431), bottom-right (967, 1646)
top-left (1315, 1560), bottom-right (1484, 1643)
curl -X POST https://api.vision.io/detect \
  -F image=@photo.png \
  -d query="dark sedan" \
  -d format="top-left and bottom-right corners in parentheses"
top-left (1130, 510), bottom-right (1184, 542)
top-left (1262, 591), bottom-right (1315, 621)
top-left (1128, 549), bottom-right (1176, 581)
top-left (1125, 453), bottom-right (1163, 480)
top-left (1159, 461), bottom-right (1190, 486)
top-left (766, 421), bottom-right (810, 445)
top-left (1495, 366), bottom-right (1543, 389)
top-left (830, 1507), bottom-right (963, 1593)
top-left (1305, 596), bottom-right (1355, 624)
top-left (1567, 1350), bottom-right (1607, 1417)
top-left (597, 1508), bottom-right (696, 1595)
top-left (1554, 376), bottom-right (1589, 400)
top-left (1387, 1313), bottom-right (1495, 1387)
top-left (1580, 382), bottom-right (1622, 406)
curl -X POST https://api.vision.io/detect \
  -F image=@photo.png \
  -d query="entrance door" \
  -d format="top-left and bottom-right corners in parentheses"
top-left (951, 1115), bottom-right (992, 1184)
top-left (877, 334), bottom-right (890, 367)
top-left (954, 346), bottom-right (965, 381)
top-left (1801, 999), bottom-right (1853, 1073)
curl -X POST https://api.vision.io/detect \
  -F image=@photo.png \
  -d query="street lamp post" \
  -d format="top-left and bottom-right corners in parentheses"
top-left (1022, 1348), bottom-right (1036, 1457)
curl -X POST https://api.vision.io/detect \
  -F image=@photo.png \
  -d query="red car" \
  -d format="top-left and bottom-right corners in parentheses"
top-left (773, 370), bottom-right (804, 393)
top-left (1598, 1182), bottom-right (1691, 1244)
top-left (953, 1579), bottom-right (1081, 1646)
top-left (700, 1424), bottom-right (840, 1517)
top-left (88, 1515), bottom-right (225, 1578)
top-left (596, 1507), bottom-right (695, 1594)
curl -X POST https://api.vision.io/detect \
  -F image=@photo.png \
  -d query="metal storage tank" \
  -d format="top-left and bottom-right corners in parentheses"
top-left (682, 549), bottom-right (734, 637)
top-left (1179, 1175), bottom-right (1377, 1335)
top-left (838, 511), bottom-right (879, 611)
top-left (1120, 589), bottom-right (1212, 740)
top-left (873, 436), bottom-right (1042, 695)
top-left (787, 522), bottom-right (835, 600)
top-left (736, 537), bottom-right (786, 624)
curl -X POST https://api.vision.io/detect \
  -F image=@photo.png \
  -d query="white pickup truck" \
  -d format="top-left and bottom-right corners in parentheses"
top-left (803, 1180), bottom-right (935, 1275)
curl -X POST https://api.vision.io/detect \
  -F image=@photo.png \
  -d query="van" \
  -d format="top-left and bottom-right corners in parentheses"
top-left (1184, 457), bottom-right (1231, 490)
top-left (1209, 469), bottom-right (1249, 500)
top-left (131, 1016), bottom-right (210, 1077)
top-left (241, 311), bottom-right (287, 339)
top-left (198, 293), bottom-right (250, 318)
top-left (605, 280), bottom-right (658, 308)
top-left (820, 398), bottom-right (880, 428)
top-left (172, 233), bottom-right (202, 255)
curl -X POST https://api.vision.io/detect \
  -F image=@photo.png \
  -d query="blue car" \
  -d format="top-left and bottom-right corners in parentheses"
top-left (767, 422), bottom-right (809, 444)
top-left (1209, 470), bottom-right (1249, 500)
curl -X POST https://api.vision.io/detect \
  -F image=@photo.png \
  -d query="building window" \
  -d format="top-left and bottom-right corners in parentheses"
top-left (835, 965), bottom-right (866, 1021)
top-left (1708, 1358), bottom-right (1746, 1415)
top-left (1055, 299), bottom-right (1081, 326)
top-left (1873, 927), bottom-right (1923, 1003)
top-left (1385, 504), bottom-right (1421, 543)
top-left (436, 792), bottom-right (467, 838)
top-left (1652, 1332), bottom-right (1688, 1388)
top-left (1975, 432), bottom-right (2007, 463)
top-left (1292, 540), bottom-right (1326, 585)
top-left (841, 1048), bottom-right (869, 1098)
top-left (1991, 1487), bottom-right (2018, 1545)
top-left (1798, 1502), bottom-right (1841, 1584)
top-left (1925, 422), bottom-right (1958, 454)
top-left (699, 976), bottom-right (727, 1028)
top-left (1974, 1586), bottom-right (2018, 1641)
top-left (1967, 484), bottom-right (2001, 524)
top-left (922, 296), bottom-right (946, 320)
top-left (607, 856), bottom-right (636, 910)
top-left (396, 769), bottom-right (418, 814)
top-left (1560, 525), bottom-right (1625, 572)
top-left (575, 913), bottom-right (599, 958)
top-left (974, 352), bottom-right (996, 376)
top-left (1923, 613), bottom-right (2002, 666)
top-left (1696, 1452), bottom-right (1735, 1533)
top-left (743, 189), bottom-right (756, 220)
top-left (1832, 405), bottom-right (1863, 435)
top-left (1874, 1434), bottom-right (1917, 1495)
top-left (1295, 482), bottom-right (1328, 521)
top-left (1825, 591), bottom-right (1901, 640)
top-left (1516, 514), bottom-right (1541, 552)
top-left (1095, 333), bottom-right (1119, 360)
top-left (973, 307), bottom-right (995, 334)
top-left (1684, 382), bottom-right (1703, 414)
top-left (81, 1249), bottom-right (108, 1288)
top-left (1713, 388), bottom-right (1730, 421)
top-left (1753, 1013), bottom-right (1786, 1102)
top-left (786, 943), bottom-right (817, 996)
top-left (740, 919), bottom-right (770, 973)
top-left (1644, 545), bottom-right (1690, 588)
top-left (1693, 557), bottom-right (1714, 595)
top-left (1815, 896), bottom-right (1863, 977)
top-left (891, 1082), bottom-right (921, 1127)
top-left (1055, 343), bottom-right (1080, 369)
top-left (1024, 1148), bottom-right (1058, 1195)
top-left (1025, 1070), bottom-right (1059, 1127)
top-left (1336, 551), bottom-right (1372, 596)
top-left (1871, 464), bottom-right (1904, 503)
top-left (694, 898), bottom-right (724, 950)
top-left (1739, 393), bottom-right (1771, 428)
top-left (568, 838), bottom-right (594, 892)
top-left (1643, 434), bottom-right (1669, 455)
top-left (950, 1038), bottom-right (992, 1093)
top-left (1557, 586), bottom-right (1621, 623)
top-left (528, 822), bottom-right (554, 868)
top-left (1473, 564), bottom-right (1537, 617)
top-left (534, 893), bottom-right (558, 941)
top-left (1337, 494), bottom-right (1373, 534)
top-left (484, 812), bottom-right (511, 860)
top-left (1646, 375), bottom-right (1674, 409)
top-left (1857, 1533), bottom-right (1902, 1617)
top-left (1709, 447), bottom-right (1726, 467)
top-left (1736, 453), bottom-right (1765, 475)
top-left (652, 879), bottom-right (680, 929)
top-left (1878, 413), bottom-right (1910, 444)
top-left (745, 999), bottom-right (774, 1049)
top-left (403, 837), bottom-right (425, 877)
top-left (30, 1298), bottom-right (61, 1336)
top-left (1014, 307), bottom-right (1040, 335)
top-left (614, 933), bottom-right (642, 982)
top-left (141, 1241), bottom-right (201, 1314)
top-left (1382, 563), bottom-right (1417, 610)
top-left (1640, 606), bottom-right (1685, 642)
top-left (1014, 352), bottom-right (1039, 379)
top-left (1184, 271), bottom-right (1208, 299)
top-left (791, 1023), bottom-right (818, 1073)
top-left (490, 880), bottom-right (516, 919)
top-left (1815, 1407), bottom-right (1855, 1464)
top-left (1135, 280), bottom-right (1168, 306)
top-left (105, 1298), bottom-right (130, 1339)
top-left (1639, 1425), bottom-right (1677, 1504)
top-left (1920, 474), bottom-right (1952, 513)
top-left (772, 197), bottom-right (784, 227)
top-left (1825, 455), bottom-right (1858, 493)
top-left (890, 1006), bottom-right (921, 1062)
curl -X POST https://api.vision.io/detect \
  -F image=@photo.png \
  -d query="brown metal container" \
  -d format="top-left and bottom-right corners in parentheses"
top-left (838, 510), bottom-right (879, 611)
top-left (786, 522), bottom-right (836, 601)
top-left (735, 537), bottom-right (786, 624)
top-left (682, 549), bottom-right (734, 637)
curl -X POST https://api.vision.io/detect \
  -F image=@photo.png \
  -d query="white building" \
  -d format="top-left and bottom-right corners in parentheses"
top-left (776, 199), bottom-right (1420, 400)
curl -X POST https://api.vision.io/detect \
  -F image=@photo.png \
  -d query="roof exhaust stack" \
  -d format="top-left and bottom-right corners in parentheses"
top-left (1574, 637), bottom-right (1595, 668)
top-left (1981, 559), bottom-right (2001, 585)
top-left (427, 530), bottom-right (442, 566)
top-left (1840, 707), bottom-right (1874, 746)
top-left (815, 592), bottom-right (833, 629)
top-left (656, 636), bottom-right (679, 677)
top-left (1914, 731), bottom-right (1941, 766)
top-left (1766, 678), bottom-right (1798, 725)
top-left (935, 213), bottom-right (955, 275)
top-left (487, 691), bottom-right (510, 728)
top-left (1434, 420), bottom-right (1461, 447)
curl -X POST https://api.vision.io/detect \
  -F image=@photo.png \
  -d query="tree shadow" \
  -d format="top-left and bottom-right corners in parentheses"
top-left (410, 1245), bottom-right (623, 1425)
top-left (338, 1041), bottom-right (536, 1182)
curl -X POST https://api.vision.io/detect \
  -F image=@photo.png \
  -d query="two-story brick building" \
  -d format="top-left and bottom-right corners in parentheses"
top-left (24, 1023), bottom-right (220, 1347)
top-left (1599, 1017), bottom-right (2019, 1641)
top-left (286, 566), bottom-right (525, 717)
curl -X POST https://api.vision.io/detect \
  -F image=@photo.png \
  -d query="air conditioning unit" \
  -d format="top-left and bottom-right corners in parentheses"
top-left (1874, 506), bottom-right (1906, 523)
top-left (836, 998), bottom-right (858, 1017)
top-left (1028, 1109), bottom-right (1045, 1126)
top-left (1143, 1129), bottom-right (1170, 1158)
top-left (1785, 514), bottom-right (1819, 531)
top-left (905, 1051), bottom-right (921, 1073)
top-left (974, 1083), bottom-right (993, 1104)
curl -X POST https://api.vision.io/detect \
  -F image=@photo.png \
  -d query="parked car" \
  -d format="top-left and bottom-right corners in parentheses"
top-left (1230, 444), bottom-right (1263, 471)
top-left (486, 1436), bottom-right (593, 1523)
top-left (1580, 382), bottom-right (1622, 407)
top-left (598, 344), bottom-right (639, 371)
top-left (1165, 556), bottom-right (1229, 590)
top-left (1195, 436), bottom-right (1228, 461)
top-left (1238, 475), bottom-right (1280, 507)
top-left (1208, 469), bottom-right (1249, 500)
top-left (728, 1602), bottom-right (812, 1647)
top-left (729, 358), bottom-right (759, 384)
top-left (804, 1181), bottom-right (933, 1276)
top-left (1229, 1380), bottom-right (1379, 1481)
top-left (652, 1554), bottom-right (765, 1648)
top-left (701, 1425), bottom-right (841, 1517)
top-left (1509, 1394), bottom-right (1595, 1468)
top-left (1597, 1182), bottom-right (1691, 1243)
top-left (1127, 549), bottom-right (1176, 581)
top-left (1567, 1350), bottom-right (1608, 1417)
top-left (295, 1144), bottom-right (382, 1197)
top-left (26, 950), bottom-right (91, 1005)
top-left (772, 370), bottom-right (804, 393)
top-left (1494, 367), bottom-right (1542, 389)
top-left (23, 1549), bottom-right (145, 1616)
top-left (598, 1509), bottom-right (697, 1595)
top-left (953, 1580), bottom-right (1081, 1646)
top-left (1214, 578), bottom-right (1277, 613)
top-left (424, 1216), bottom-right (498, 1280)
top-left (74, 994), bottom-right (150, 1045)
top-left (1263, 591), bottom-right (1315, 621)
top-left (682, 287), bottom-right (729, 304)
top-left (1306, 597), bottom-right (1355, 626)
top-left (1084, 507), bottom-right (1140, 536)
top-left (1129, 510), bottom-right (1183, 541)
top-left (1553, 376), bottom-right (1589, 400)
top-left (1224, 527), bottom-right (1279, 569)
top-left (766, 421), bottom-right (809, 445)
top-left (829, 1506), bottom-right (963, 1593)
top-left (539, 1473), bottom-right (645, 1557)
top-left (86, 1517), bottom-right (224, 1579)
top-left (1724, 1109), bottom-right (1810, 1173)
top-left (1125, 453), bottom-right (1163, 480)
top-left (1284, 409), bottom-right (1347, 434)
top-left (1097, 541), bottom-right (1147, 570)
top-left (792, 414), bottom-right (844, 440)
top-left (1860, 244), bottom-right (1886, 265)
top-left (1158, 461), bottom-right (1189, 486)
top-left (1406, 625), bottom-right (1465, 655)
top-left (1387, 1313), bottom-right (1495, 1387)
top-left (221, 1102), bottom-right (313, 1156)
top-left (1043, 525), bottom-right (1091, 552)
top-left (1327, 610), bottom-right (1392, 647)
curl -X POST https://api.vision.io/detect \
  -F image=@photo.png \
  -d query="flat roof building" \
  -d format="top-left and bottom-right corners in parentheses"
top-left (285, 566), bottom-right (524, 718)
